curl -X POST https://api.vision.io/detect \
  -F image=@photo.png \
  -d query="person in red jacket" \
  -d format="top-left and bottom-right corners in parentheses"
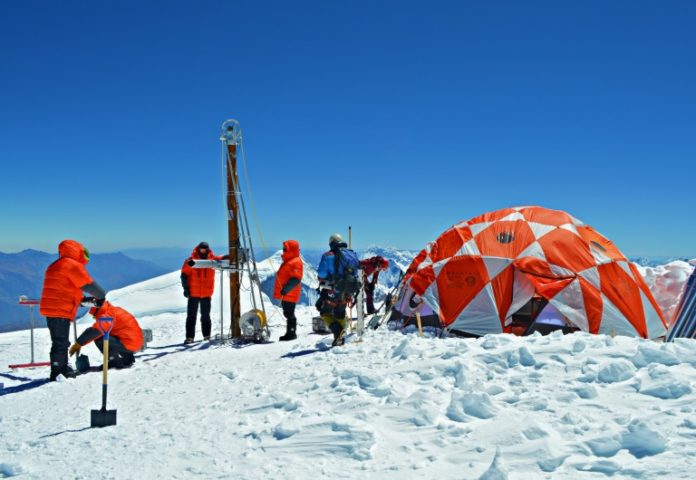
top-left (360, 256), bottom-right (389, 314)
top-left (40, 239), bottom-right (106, 381)
top-left (69, 301), bottom-right (143, 369)
top-left (180, 242), bottom-right (225, 344)
top-left (273, 240), bottom-right (303, 341)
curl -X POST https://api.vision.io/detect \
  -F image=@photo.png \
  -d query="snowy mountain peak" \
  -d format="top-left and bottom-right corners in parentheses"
top-left (361, 244), bottom-right (416, 271)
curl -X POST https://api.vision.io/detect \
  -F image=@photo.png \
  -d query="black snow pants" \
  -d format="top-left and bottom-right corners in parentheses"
top-left (94, 336), bottom-right (136, 369)
top-left (281, 300), bottom-right (297, 335)
top-left (186, 296), bottom-right (212, 339)
top-left (47, 317), bottom-right (71, 380)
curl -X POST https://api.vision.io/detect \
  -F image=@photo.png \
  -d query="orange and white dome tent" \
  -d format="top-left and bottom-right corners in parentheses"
top-left (401, 206), bottom-right (667, 339)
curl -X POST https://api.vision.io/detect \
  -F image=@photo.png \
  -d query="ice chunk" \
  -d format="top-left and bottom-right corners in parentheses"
top-left (597, 360), bottom-right (636, 383)
top-left (631, 344), bottom-right (681, 368)
top-left (681, 418), bottom-right (696, 429)
top-left (518, 347), bottom-right (535, 367)
top-left (587, 421), bottom-right (667, 459)
top-left (587, 460), bottom-right (621, 475)
top-left (447, 391), bottom-right (498, 421)
top-left (0, 463), bottom-right (25, 477)
top-left (575, 385), bottom-right (598, 399)
top-left (586, 436), bottom-right (623, 457)
top-left (481, 335), bottom-right (500, 350)
top-left (620, 420), bottom-right (666, 458)
top-left (537, 456), bottom-right (567, 473)
top-left (273, 423), bottom-right (300, 440)
top-left (635, 365), bottom-right (692, 399)
top-left (479, 448), bottom-right (508, 480)
top-left (572, 339), bottom-right (586, 353)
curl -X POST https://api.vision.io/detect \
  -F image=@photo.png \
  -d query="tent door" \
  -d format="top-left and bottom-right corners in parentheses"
top-left (524, 301), bottom-right (579, 336)
top-left (506, 295), bottom-right (547, 336)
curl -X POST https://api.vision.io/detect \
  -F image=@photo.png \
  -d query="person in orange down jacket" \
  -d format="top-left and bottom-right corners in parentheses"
top-left (273, 240), bottom-right (303, 341)
top-left (69, 301), bottom-right (143, 369)
top-left (180, 242), bottom-right (227, 344)
top-left (40, 239), bottom-right (107, 381)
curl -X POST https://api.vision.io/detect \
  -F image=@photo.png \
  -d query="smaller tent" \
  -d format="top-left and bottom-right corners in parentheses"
top-left (394, 206), bottom-right (666, 339)
top-left (667, 266), bottom-right (696, 340)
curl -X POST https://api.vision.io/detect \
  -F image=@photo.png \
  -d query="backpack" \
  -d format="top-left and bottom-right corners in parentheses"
top-left (332, 248), bottom-right (361, 301)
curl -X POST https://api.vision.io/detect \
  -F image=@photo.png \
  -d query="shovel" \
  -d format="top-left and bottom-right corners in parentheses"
top-left (91, 316), bottom-right (117, 427)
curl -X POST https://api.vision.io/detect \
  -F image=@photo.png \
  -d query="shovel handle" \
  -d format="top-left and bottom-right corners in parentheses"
top-left (97, 316), bottom-right (114, 340)
top-left (102, 337), bottom-right (109, 409)
top-left (97, 317), bottom-right (113, 410)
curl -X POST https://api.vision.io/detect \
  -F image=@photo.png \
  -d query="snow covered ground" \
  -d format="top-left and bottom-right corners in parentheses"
top-left (2, 261), bottom-right (696, 479)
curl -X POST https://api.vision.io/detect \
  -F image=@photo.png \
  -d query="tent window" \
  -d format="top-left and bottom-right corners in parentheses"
top-left (590, 240), bottom-right (607, 252)
top-left (497, 232), bottom-right (514, 244)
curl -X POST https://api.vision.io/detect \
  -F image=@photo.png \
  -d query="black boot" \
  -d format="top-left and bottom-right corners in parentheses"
top-left (330, 321), bottom-right (344, 347)
top-left (51, 365), bottom-right (77, 380)
top-left (279, 319), bottom-right (297, 341)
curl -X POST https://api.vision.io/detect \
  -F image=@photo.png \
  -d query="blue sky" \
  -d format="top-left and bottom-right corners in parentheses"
top-left (1, 0), bottom-right (694, 257)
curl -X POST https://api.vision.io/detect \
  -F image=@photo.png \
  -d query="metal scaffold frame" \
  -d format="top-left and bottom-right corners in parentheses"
top-left (219, 119), bottom-right (268, 341)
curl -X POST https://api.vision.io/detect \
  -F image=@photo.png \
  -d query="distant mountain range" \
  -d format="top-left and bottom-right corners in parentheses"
top-left (628, 256), bottom-right (694, 267)
top-left (120, 246), bottom-right (329, 272)
top-left (0, 250), bottom-right (167, 333)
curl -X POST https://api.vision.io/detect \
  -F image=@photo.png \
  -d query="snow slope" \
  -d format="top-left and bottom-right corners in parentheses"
top-left (2, 265), bottom-right (696, 479)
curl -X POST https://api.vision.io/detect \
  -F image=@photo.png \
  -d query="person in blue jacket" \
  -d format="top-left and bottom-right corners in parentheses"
top-left (316, 233), bottom-right (360, 346)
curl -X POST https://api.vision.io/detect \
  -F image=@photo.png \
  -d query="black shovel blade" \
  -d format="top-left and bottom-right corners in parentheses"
top-left (91, 408), bottom-right (117, 428)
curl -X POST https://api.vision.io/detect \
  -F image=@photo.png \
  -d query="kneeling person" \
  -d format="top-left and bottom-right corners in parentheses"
top-left (70, 301), bottom-right (143, 369)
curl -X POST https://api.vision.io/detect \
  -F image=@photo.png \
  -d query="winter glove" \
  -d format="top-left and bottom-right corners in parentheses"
top-left (187, 259), bottom-right (196, 267)
top-left (81, 296), bottom-right (95, 307)
top-left (94, 298), bottom-right (105, 307)
top-left (221, 254), bottom-right (230, 260)
top-left (69, 343), bottom-right (81, 357)
top-left (183, 288), bottom-right (190, 298)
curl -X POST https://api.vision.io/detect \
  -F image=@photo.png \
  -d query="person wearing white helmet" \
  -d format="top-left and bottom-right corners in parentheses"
top-left (328, 233), bottom-right (343, 245)
top-left (316, 233), bottom-right (361, 346)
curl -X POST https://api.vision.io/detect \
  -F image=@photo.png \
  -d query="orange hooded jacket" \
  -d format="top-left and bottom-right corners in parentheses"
top-left (86, 301), bottom-right (143, 352)
top-left (273, 240), bottom-right (303, 303)
top-left (40, 239), bottom-right (94, 320)
top-left (181, 246), bottom-right (223, 298)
